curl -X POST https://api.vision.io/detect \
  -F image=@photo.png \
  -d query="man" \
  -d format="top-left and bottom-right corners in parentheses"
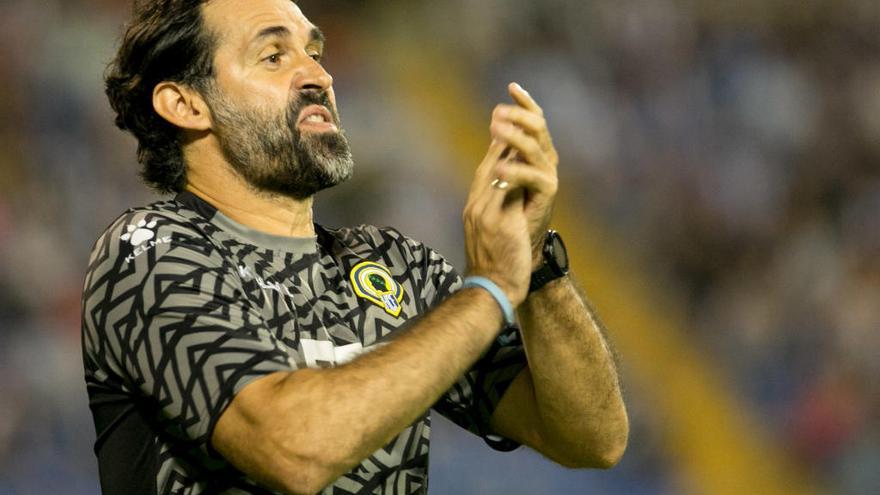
top-left (81, 0), bottom-right (628, 493)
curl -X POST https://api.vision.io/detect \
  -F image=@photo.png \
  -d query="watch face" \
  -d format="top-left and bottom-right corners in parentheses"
top-left (551, 234), bottom-right (569, 272)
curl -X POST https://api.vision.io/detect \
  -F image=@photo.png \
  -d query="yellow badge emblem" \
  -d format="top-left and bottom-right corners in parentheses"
top-left (350, 261), bottom-right (404, 317)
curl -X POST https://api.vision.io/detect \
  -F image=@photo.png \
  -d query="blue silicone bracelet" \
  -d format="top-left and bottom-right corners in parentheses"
top-left (461, 276), bottom-right (515, 327)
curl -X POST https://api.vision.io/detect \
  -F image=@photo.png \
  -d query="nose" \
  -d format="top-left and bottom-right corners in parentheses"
top-left (294, 55), bottom-right (333, 91)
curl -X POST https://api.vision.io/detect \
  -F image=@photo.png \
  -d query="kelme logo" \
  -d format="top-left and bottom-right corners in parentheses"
top-left (121, 219), bottom-right (158, 246)
top-left (120, 219), bottom-right (171, 263)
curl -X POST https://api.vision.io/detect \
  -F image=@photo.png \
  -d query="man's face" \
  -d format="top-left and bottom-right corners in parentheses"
top-left (200, 0), bottom-right (353, 199)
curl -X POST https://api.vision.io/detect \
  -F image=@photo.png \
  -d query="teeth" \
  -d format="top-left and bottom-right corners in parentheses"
top-left (305, 114), bottom-right (326, 123)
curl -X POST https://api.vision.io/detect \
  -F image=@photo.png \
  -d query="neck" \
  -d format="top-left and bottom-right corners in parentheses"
top-left (184, 144), bottom-right (316, 238)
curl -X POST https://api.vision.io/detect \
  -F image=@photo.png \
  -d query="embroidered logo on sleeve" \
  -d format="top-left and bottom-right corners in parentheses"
top-left (121, 219), bottom-right (172, 263)
top-left (350, 261), bottom-right (404, 317)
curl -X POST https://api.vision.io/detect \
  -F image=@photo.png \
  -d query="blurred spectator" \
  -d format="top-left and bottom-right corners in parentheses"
top-left (1, 0), bottom-right (878, 493)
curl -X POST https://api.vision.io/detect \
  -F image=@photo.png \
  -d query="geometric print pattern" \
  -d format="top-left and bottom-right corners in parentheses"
top-left (81, 191), bottom-right (526, 494)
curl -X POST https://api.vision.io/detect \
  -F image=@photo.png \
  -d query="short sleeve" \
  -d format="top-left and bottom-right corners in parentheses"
top-left (81, 212), bottom-right (297, 459)
top-left (433, 325), bottom-right (527, 451)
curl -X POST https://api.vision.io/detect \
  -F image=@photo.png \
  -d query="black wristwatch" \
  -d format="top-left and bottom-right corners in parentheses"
top-left (529, 230), bottom-right (569, 293)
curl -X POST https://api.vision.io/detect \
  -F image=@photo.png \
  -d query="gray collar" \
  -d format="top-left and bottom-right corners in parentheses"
top-left (211, 209), bottom-right (318, 254)
top-left (176, 190), bottom-right (318, 254)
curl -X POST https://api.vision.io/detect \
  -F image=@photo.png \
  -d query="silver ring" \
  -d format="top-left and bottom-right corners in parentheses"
top-left (491, 178), bottom-right (509, 190)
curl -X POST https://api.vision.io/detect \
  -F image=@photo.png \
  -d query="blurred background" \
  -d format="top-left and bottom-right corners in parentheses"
top-left (1, 0), bottom-right (878, 493)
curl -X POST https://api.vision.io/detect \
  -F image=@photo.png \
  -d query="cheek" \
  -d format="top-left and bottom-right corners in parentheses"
top-left (216, 69), bottom-right (291, 109)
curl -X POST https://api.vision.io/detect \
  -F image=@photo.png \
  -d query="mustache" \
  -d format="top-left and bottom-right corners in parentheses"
top-left (288, 90), bottom-right (339, 126)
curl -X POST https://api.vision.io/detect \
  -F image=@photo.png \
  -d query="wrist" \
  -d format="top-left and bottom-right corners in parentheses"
top-left (461, 276), bottom-right (516, 327)
top-left (530, 238), bottom-right (544, 271)
top-left (529, 230), bottom-right (570, 294)
top-left (530, 251), bottom-right (543, 272)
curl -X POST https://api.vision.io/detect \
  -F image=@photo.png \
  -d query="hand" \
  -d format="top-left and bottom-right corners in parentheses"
top-left (463, 139), bottom-right (533, 307)
top-left (490, 83), bottom-right (559, 269)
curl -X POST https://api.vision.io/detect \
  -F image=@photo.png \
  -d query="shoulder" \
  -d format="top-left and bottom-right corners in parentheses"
top-left (320, 224), bottom-right (460, 290)
top-left (321, 224), bottom-right (436, 263)
top-left (98, 197), bottom-right (209, 238)
top-left (82, 199), bottom-right (232, 380)
top-left (84, 198), bottom-right (229, 291)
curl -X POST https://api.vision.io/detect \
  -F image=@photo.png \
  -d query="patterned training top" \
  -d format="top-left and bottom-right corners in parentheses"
top-left (81, 191), bottom-right (525, 494)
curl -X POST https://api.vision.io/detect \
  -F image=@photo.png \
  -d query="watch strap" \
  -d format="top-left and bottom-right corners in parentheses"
top-left (529, 264), bottom-right (560, 293)
top-left (529, 230), bottom-right (567, 293)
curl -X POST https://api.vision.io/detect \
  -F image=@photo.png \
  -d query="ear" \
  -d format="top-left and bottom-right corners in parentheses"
top-left (152, 81), bottom-right (212, 131)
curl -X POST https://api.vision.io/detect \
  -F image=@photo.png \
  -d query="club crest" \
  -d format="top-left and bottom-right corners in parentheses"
top-left (350, 261), bottom-right (404, 317)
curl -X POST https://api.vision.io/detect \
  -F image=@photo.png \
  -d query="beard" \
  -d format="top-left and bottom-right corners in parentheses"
top-left (205, 87), bottom-right (354, 200)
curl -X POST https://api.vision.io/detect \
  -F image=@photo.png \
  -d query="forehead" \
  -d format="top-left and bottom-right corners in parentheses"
top-left (203, 0), bottom-right (314, 45)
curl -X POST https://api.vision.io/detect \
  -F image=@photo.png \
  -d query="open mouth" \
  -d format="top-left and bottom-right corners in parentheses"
top-left (296, 104), bottom-right (337, 132)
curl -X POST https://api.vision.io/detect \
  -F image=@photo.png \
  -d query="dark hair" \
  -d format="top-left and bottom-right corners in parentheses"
top-left (105, 0), bottom-right (216, 194)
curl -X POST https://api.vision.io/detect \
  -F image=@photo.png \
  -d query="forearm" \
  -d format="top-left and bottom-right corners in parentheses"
top-left (516, 274), bottom-right (628, 466)
top-left (215, 288), bottom-right (505, 493)
top-left (286, 289), bottom-right (504, 466)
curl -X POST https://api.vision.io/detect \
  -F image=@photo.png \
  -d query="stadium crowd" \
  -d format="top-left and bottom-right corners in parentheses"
top-left (0, 0), bottom-right (877, 493)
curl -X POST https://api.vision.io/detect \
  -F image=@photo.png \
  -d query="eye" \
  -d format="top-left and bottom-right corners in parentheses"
top-left (308, 52), bottom-right (322, 62)
top-left (263, 52), bottom-right (284, 65)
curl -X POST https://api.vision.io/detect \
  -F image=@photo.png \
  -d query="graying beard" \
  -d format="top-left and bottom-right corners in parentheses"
top-left (209, 95), bottom-right (353, 198)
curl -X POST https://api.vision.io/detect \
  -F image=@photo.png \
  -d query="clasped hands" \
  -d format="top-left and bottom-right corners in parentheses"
top-left (463, 82), bottom-right (559, 307)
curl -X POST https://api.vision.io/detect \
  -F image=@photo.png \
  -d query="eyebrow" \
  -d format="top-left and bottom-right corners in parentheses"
top-left (253, 25), bottom-right (325, 46)
top-left (309, 27), bottom-right (325, 45)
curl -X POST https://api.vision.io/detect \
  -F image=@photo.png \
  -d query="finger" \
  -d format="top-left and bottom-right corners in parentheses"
top-left (487, 177), bottom-right (525, 217)
top-left (478, 138), bottom-right (508, 176)
top-left (468, 172), bottom-right (510, 229)
top-left (493, 104), bottom-right (547, 140)
top-left (474, 164), bottom-right (527, 216)
top-left (478, 144), bottom-right (513, 199)
top-left (496, 161), bottom-right (558, 198)
top-left (508, 82), bottom-right (543, 116)
top-left (469, 150), bottom-right (516, 219)
top-left (469, 139), bottom-right (508, 196)
top-left (491, 121), bottom-right (545, 168)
